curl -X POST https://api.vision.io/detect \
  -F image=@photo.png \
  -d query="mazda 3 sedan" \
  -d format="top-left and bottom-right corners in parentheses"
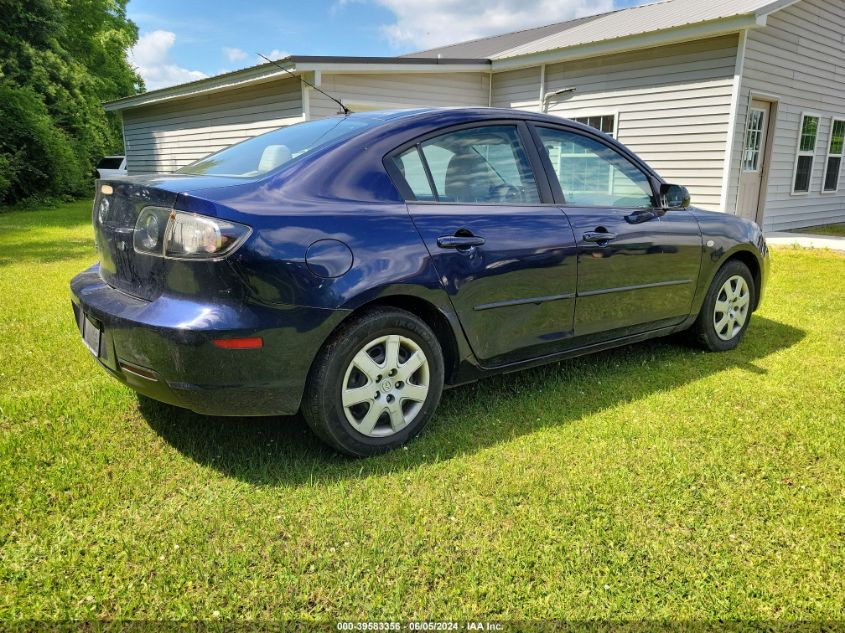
top-left (71, 108), bottom-right (769, 456)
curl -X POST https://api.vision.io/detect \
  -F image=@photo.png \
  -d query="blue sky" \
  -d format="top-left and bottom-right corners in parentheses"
top-left (128, 0), bottom-right (649, 90)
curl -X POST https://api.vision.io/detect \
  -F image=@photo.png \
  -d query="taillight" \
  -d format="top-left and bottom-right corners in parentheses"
top-left (133, 207), bottom-right (251, 260)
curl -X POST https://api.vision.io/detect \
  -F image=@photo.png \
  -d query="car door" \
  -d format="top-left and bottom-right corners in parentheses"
top-left (529, 123), bottom-right (702, 342)
top-left (386, 122), bottom-right (578, 365)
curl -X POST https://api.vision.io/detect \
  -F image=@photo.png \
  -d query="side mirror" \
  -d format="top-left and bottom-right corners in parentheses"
top-left (660, 184), bottom-right (690, 209)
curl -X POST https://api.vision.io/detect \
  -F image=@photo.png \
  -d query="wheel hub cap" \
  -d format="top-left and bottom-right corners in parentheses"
top-left (341, 334), bottom-right (430, 438)
top-left (713, 274), bottom-right (750, 342)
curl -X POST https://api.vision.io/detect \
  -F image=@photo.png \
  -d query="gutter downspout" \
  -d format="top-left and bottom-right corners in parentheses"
top-left (537, 64), bottom-right (545, 112)
top-left (720, 29), bottom-right (749, 214)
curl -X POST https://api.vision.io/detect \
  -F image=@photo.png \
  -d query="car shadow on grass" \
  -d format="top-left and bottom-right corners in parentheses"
top-left (140, 315), bottom-right (804, 486)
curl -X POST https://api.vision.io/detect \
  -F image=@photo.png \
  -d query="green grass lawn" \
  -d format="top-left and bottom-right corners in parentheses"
top-left (795, 223), bottom-right (845, 237)
top-left (1, 201), bottom-right (844, 621)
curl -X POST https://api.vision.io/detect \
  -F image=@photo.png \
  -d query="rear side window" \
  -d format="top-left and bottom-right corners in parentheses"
top-left (393, 147), bottom-right (435, 201)
top-left (390, 125), bottom-right (541, 205)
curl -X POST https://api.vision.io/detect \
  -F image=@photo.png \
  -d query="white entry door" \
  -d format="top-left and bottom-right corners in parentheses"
top-left (737, 99), bottom-right (772, 223)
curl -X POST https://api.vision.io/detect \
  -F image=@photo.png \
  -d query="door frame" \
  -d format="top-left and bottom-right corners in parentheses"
top-left (743, 94), bottom-right (779, 226)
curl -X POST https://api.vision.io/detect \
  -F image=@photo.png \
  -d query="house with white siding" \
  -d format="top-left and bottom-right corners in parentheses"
top-left (105, 0), bottom-right (845, 231)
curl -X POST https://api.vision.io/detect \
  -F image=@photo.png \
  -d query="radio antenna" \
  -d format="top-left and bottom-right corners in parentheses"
top-left (257, 53), bottom-right (351, 115)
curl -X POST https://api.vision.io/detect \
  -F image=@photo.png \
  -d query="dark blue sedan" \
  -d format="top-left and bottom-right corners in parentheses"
top-left (71, 108), bottom-right (769, 456)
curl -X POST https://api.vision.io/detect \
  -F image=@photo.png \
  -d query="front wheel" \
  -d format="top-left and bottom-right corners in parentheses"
top-left (691, 260), bottom-right (756, 352)
top-left (302, 307), bottom-right (445, 457)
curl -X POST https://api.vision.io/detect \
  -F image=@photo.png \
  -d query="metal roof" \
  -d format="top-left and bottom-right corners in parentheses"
top-left (401, 0), bottom-right (796, 62)
top-left (400, 12), bottom-right (613, 59)
top-left (492, 0), bottom-right (797, 59)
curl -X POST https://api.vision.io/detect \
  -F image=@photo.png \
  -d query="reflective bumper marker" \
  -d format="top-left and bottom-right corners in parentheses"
top-left (212, 337), bottom-right (263, 350)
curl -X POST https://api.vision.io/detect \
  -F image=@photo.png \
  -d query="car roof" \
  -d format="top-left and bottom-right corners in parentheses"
top-left (334, 107), bottom-right (615, 142)
top-left (346, 106), bottom-right (560, 124)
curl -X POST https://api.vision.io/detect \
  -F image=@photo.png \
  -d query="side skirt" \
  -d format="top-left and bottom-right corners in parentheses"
top-left (447, 323), bottom-right (687, 387)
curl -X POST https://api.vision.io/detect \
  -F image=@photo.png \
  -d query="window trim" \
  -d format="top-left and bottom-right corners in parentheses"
top-left (821, 118), bottom-right (845, 194)
top-left (527, 121), bottom-right (661, 209)
top-left (383, 119), bottom-right (555, 206)
top-left (566, 111), bottom-right (620, 139)
top-left (791, 112), bottom-right (820, 196)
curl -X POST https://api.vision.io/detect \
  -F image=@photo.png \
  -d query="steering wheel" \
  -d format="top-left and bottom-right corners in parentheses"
top-left (490, 184), bottom-right (522, 202)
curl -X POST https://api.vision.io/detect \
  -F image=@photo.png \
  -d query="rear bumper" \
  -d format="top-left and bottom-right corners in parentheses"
top-left (70, 264), bottom-right (346, 416)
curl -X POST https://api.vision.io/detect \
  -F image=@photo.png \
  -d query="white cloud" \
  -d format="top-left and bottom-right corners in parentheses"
top-left (257, 49), bottom-right (291, 64)
top-left (223, 47), bottom-right (249, 63)
top-left (129, 30), bottom-right (207, 91)
top-left (369, 0), bottom-right (617, 50)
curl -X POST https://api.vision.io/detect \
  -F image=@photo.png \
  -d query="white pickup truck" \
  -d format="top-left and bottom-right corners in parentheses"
top-left (95, 156), bottom-right (127, 179)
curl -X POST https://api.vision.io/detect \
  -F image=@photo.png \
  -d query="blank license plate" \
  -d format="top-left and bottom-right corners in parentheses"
top-left (81, 314), bottom-right (102, 357)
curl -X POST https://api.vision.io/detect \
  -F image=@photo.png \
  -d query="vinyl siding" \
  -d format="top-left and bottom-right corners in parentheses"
top-left (307, 72), bottom-right (490, 119)
top-left (122, 78), bottom-right (302, 174)
top-left (726, 0), bottom-right (845, 231)
top-left (492, 35), bottom-right (739, 210)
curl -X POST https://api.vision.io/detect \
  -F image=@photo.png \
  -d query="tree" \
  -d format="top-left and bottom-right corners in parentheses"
top-left (0, 0), bottom-right (142, 205)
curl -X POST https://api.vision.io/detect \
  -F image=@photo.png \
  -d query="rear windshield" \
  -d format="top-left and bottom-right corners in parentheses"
top-left (178, 117), bottom-right (380, 177)
top-left (97, 157), bottom-right (124, 169)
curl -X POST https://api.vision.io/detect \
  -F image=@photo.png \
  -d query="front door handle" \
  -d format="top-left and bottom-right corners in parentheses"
top-left (583, 231), bottom-right (617, 243)
top-left (437, 235), bottom-right (486, 249)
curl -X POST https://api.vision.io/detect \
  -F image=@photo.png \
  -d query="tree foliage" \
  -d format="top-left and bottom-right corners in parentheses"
top-left (0, 0), bottom-right (142, 205)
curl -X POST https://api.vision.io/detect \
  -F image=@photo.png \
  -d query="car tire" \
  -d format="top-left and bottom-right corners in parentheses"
top-left (691, 259), bottom-right (756, 352)
top-left (302, 307), bottom-right (445, 457)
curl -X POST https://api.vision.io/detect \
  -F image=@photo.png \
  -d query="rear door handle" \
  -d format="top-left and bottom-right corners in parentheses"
top-left (437, 235), bottom-right (486, 249)
top-left (583, 231), bottom-right (617, 243)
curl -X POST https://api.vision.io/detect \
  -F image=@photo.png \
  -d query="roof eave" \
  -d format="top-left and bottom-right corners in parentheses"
top-left (104, 56), bottom-right (490, 112)
top-left (104, 58), bottom-right (299, 111)
top-left (490, 13), bottom-right (765, 71)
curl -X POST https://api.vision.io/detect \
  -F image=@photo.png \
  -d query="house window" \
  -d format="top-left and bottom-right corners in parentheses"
top-left (571, 114), bottom-right (616, 137)
top-left (792, 113), bottom-right (819, 194)
top-left (822, 119), bottom-right (845, 193)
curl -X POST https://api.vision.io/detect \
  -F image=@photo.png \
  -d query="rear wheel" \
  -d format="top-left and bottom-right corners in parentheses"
top-left (691, 260), bottom-right (756, 351)
top-left (302, 307), bottom-right (444, 456)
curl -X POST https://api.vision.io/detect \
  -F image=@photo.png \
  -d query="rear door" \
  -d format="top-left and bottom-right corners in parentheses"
top-left (529, 123), bottom-right (702, 342)
top-left (387, 122), bottom-right (578, 365)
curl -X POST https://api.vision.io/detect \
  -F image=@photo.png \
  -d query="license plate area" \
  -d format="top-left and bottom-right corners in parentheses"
top-left (80, 313), bottom-right (102, 358)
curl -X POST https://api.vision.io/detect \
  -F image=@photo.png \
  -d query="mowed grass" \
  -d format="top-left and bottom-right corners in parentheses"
top-left (1, 201), bottom-right (844, 621)
top-left (795, 223), bottom-right (845, 237)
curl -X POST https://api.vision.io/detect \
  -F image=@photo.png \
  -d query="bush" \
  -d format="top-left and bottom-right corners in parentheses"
top-left (0, 0), bottom-right (142, 205)
top-left (0, 82), bottom-right (90, 204)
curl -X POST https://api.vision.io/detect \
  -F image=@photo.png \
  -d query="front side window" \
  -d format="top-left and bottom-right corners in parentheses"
top-left (392, 125), bottom-right (541, 205)
top-left (793, 114), bottom-right (819, 194)
top-left (823, 119), bottom-right (845, 193)
top-left (179, 116), bottom-right (380, 177)
top-left (535, 126), bottom-right (654, 208)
